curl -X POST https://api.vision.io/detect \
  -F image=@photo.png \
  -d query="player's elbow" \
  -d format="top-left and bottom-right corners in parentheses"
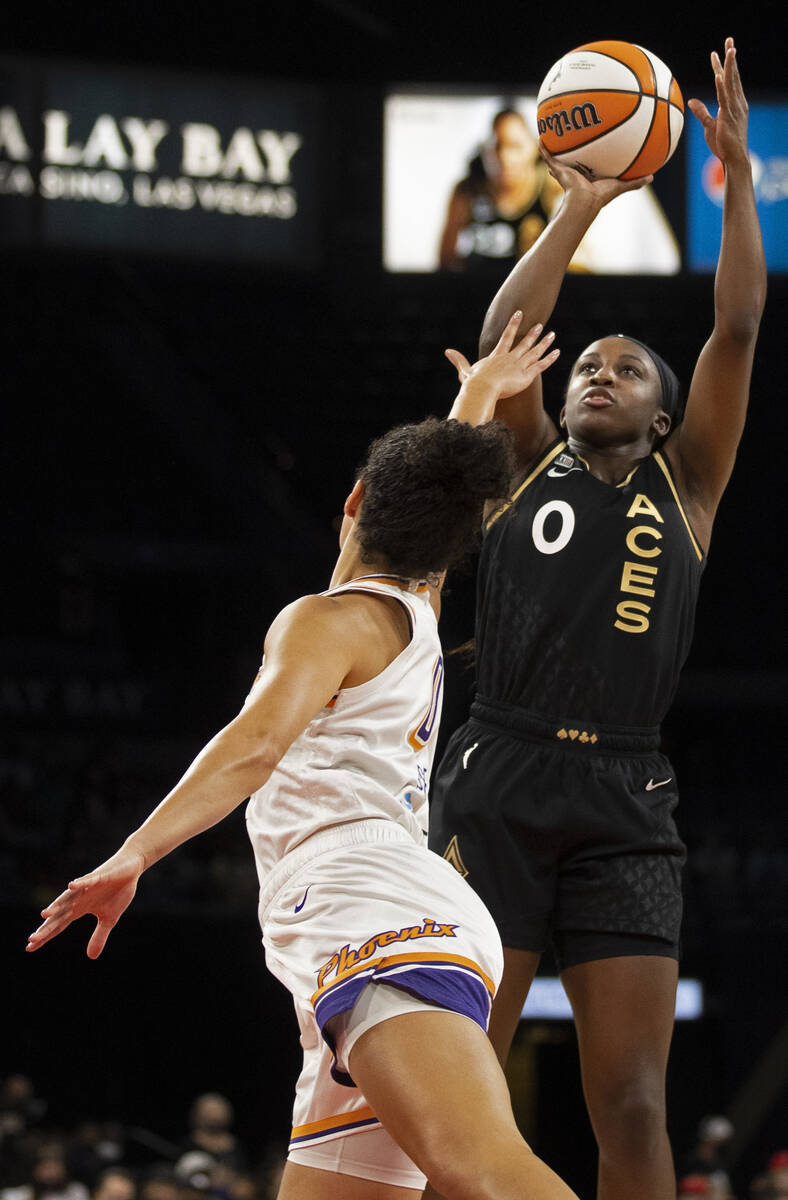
top-left (228, 728), bottom-right (288, 786)
top-left (716, 307), bottom-right (763, 346)
top-left (243, 736), bottom-right (287, 777)
top-left (716, 285), bottom-right (767, 344)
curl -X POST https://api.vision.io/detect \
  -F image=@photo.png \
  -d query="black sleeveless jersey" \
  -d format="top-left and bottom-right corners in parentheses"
top-left (456, 187), bottom-right (553, 269)
top-left (475, 440), bottom-right (707, 728)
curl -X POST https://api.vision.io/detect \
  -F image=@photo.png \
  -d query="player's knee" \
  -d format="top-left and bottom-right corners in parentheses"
top-left (421, 1131), bottom-right (528, 1200)
top-left (425, 1157), bottom-right (497, 1200)
top-left (423, 1157), bottom-right (473, 1200)
top-left (591, 1077), bottom-right (667, 1156)
top-left (417, 1130), bottom-right (479, 1199)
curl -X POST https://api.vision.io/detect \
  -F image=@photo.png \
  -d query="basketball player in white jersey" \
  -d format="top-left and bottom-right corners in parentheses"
top-left (26, 315), bottom-right (579, 1200)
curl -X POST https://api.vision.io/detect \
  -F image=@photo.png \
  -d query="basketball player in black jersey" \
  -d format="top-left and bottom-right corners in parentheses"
top-left (439, 109), bottom-right (560, 273)
top-left (429, 37), bottom-right (765, 1200)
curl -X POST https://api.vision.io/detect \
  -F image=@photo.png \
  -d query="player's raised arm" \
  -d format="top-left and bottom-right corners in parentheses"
top-left (25, 597), bottom-right (358, 959)
top-left (666, 38), bottom-right (766, 545)
top-left (445, 310), bottom-right (560, 427)
top-left (476, 157), bottom-right (651, 466)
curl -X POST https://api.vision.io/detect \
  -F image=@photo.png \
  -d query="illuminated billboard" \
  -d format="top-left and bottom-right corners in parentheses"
top-left (687, 101), bottom-right (788, 272)
top-left (0, 58), bottom-right (322, 263)
top-left (383, 90), bottom-right (682, 275)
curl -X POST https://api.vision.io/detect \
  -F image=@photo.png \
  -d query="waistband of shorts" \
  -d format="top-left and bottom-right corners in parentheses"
top-left (471, 696), bottom-right (661, 754)
top-left (258, 819), bottom-right (419, 924)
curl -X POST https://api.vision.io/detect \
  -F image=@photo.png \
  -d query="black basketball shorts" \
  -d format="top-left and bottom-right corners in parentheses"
top-left (428, 697), bottom-right (686, 972)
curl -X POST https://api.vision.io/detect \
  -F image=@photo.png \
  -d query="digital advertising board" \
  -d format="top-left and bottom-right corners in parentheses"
top-left (384, 90), bottom-right (682, 275)
top-left (687, 101), bottom-right (788, 273)
top-left (1, 58), bottom-right (322, 264)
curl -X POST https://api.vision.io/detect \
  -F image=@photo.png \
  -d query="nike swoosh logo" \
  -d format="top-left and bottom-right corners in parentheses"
top-left (462, 742), bottom-right (479, 769)
top-left (547, 466), bottom-right (583, 477)
top-left (645, 777), bottom-right (672, 791)
top-left (294, 886), bottom-right (311, 913)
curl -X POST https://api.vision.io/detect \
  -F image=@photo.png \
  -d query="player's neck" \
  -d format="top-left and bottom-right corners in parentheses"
top-left (565, 433), bottom-right (654, 484)
top-left (328, 536), bottom-right (390, 591)
top-left (497, 169), bottom-right (537, 211)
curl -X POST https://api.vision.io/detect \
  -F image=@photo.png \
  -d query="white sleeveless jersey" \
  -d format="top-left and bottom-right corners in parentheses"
top-left (245, 575), bottom-right (444, 887)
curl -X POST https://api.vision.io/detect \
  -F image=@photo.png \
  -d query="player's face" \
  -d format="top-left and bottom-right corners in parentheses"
top-left (562, 337), bottom-right (667, 447)
top-left (493, 115), bottom-right (536, 183)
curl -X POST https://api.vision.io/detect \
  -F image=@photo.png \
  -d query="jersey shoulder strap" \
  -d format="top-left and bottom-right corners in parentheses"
top-left (650, 451), bottom-right (705, 563)
top-left (486, 439), bottom-right (567, 530)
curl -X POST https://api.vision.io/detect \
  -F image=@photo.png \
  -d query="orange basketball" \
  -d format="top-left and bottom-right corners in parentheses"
top-left (536, 40), bottom-right (684, 180)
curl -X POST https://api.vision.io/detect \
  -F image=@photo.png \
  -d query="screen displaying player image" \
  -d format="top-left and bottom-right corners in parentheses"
top-left (384, 91), bottom-right (682, 275)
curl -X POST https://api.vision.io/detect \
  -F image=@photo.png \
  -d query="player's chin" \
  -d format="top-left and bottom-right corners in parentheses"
top-left (568, 408), bottom-right (620, 436)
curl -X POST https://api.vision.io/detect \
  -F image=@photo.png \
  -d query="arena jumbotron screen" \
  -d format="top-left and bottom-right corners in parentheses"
top-left (383, 90), bottom-right (682, 276)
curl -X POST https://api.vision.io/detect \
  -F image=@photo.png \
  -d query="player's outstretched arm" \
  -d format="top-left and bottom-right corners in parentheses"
top-left (446, 310), bottom-right (560, 426)
top-left (26, 597), bottom-right (357, 958)
top-left (667, 37), bottom-right (766, 545)
top-left (477, 157), bottom-right (651, 466)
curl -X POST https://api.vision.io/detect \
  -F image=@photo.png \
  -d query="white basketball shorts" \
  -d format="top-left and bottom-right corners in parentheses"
top-left (259, 820), bottom-right (503, 1188)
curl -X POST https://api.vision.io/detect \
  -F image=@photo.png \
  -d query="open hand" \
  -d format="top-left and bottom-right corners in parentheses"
top-left (688, 37), bottom-right (749, 166)
top-left (26, 847), bottom-right (145, 959)
top-left (538, 142), bottom-right (653, 202)
top-left (445, 310), bottom-right (560, 399)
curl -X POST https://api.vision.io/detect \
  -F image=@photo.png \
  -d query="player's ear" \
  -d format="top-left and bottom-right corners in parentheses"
top-left (652, 409), bottom-right (671, 439)
top-left (558, 404), bottom-right (568, 429)
top-left (344, 478), bottom-right (365, 519)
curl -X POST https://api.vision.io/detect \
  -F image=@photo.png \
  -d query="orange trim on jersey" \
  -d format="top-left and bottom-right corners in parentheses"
top-left (311, 950), bottom-right (496, 1007)
top-left (653, 452), bottom-right (704, 561)
top-left (352, 574), bottom-right (430, 594)
top-left (485, 441), bottom-right (567, 529)
top-left (291, 1105), bottom-right (379, 1141)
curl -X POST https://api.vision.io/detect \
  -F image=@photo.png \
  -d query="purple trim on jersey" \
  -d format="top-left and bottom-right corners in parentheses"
top-left (315, 963), bottom-right (493, 1087)
top-left (288, 1112), bottom-right (381, 1147)
top-left (314, 968), bottom-right (379, 1029)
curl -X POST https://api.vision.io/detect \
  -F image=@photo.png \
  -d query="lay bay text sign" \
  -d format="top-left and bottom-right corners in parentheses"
top-left (1, 58), bottom-right (322, 263)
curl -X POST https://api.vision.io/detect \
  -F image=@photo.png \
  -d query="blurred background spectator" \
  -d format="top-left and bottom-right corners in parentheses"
top-left (91, 1171), bottom-right (136, 1200)
top-left (678, 1174), bottom-right (735, 1199)
top-left (0, 1140), bottom-right (89, 1200)
top-left (681, 1115), bottom-right (736, 1184)
top-left (750, 1151), bottom-right (788, 1199)
top-left (180, 1097), bottom-right (244, 1173)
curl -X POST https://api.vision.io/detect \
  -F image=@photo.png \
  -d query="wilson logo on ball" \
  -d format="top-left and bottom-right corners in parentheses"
top-left (538, 102), bottom-right (604, 138)
top-left (536, 40), bottom-right (684, 180)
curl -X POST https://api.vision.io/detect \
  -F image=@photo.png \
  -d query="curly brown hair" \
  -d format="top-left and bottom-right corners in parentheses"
top-left (355, 418), bottom-right (514, 579)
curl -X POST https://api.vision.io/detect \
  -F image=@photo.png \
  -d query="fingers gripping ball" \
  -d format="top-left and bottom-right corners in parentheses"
top-left (537, 41), bottom-right (684, 179)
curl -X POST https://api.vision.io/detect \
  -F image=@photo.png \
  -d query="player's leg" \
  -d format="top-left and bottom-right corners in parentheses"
top-left (553, 746), bottom-right (685, 1198)
top-left (277, 1159), bottom-right (421, 1199)
top-left (349, 1008), bottom-right (579, 1200)
top-left (419, 957), bottom-right (543, 1200)
top-left (560, 952), bottom-right (678, 1200)
top-left (486, 946), bottom-right (542, 1066)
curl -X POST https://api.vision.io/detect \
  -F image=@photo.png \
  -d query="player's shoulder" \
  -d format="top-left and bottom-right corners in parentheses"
top-left (270, 589), bottom-right (391, 637)
top-left (266, 593), bottom-right (351, 647)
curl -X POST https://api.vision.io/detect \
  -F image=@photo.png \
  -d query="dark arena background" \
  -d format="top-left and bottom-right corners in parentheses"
top-left (3, 4), bottom-right (786, 1198)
